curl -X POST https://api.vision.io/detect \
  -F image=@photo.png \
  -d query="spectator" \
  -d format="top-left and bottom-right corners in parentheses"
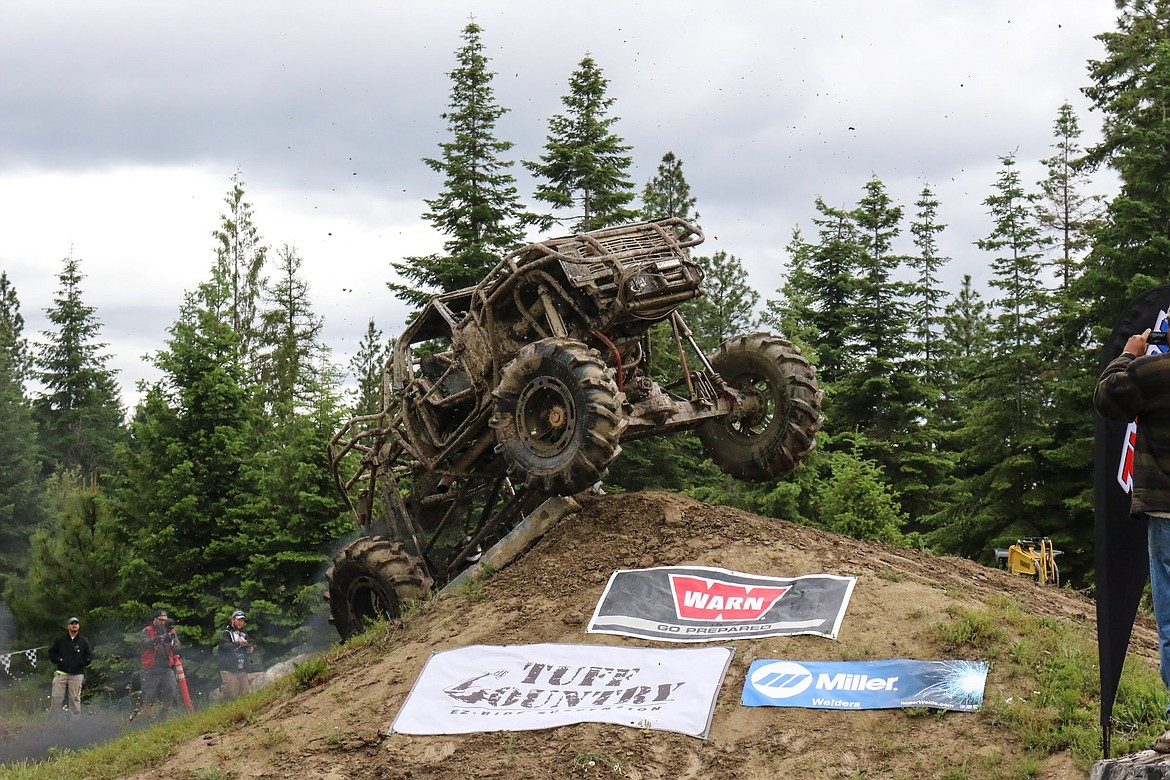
top-left (1095, 327), bottom-right (1170, 752)
top-left (217, 610), bottom-right (253, 699)
top-left (139, 609), bottom-right (180, 717)
top-left (48, 616), bottom-right (92, 718)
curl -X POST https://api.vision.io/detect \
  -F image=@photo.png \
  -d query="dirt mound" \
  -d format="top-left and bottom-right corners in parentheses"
top-left (123, 492), bottom-right (1153, 779)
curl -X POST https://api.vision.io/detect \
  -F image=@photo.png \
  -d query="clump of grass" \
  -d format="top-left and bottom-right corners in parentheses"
top-left (400, 594), bottom-right (437, 620)
top-left (928, 599), bottom-right (1166, 768)
top-left (195, 766), bottom-right (233, 780)
top-left (291, 657), bottom-right (332, 690)
top-left (933, 603), bottom-right (1005, 651)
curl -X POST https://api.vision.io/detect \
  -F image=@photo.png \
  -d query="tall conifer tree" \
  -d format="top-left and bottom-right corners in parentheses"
top-left (349, 319), bottom-right (390, 417)
top-left (908, 186), bottom-right (949, 373)
top-left (0, 274), bottom-right (47, 584)
top-left (115, 281), bottom-right (257, 640)
top-left (212, 172), bottom-right (268, 370)
top-left (1080, 1), bottom-right (1170, 330)
top-left (526, 55), bottom-right (638, 232)
top-left (641, 152), bottom-right (700, 225)
top-left (32, 256), bottom-right (124, 479)
top-left (933, 155), bottom-right (1053, 558)
top-left (256, 244), bottom-right (334, 420)
top-left (391, 22), bottom-right (533, 308)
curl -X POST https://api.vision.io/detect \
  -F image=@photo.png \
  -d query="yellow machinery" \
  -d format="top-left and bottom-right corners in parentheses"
top-left (993, 537), bottom-right (1061, 586)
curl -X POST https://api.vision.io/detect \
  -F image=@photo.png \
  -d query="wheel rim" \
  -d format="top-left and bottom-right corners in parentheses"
top-left (729, 373), bottom-right (778, 437)
top-left (516, 375), bottom-right (577, 458)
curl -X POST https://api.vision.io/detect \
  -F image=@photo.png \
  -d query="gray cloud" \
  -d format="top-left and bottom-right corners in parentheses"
top-left (0, 0), bottom-right (1123, 405)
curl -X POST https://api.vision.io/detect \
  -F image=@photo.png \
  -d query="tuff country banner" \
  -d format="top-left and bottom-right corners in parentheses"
top-left (586, 566), bottom-right (856, 642)
top-left (390, 643), bottom-right (733, 739)
top-left (1095, 285), bottom-right (1170, 758)
top-left (740, 659), bottom-right (989, 712)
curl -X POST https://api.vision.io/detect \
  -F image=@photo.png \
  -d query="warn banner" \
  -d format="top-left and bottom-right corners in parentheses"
top-left (390, 643), bottom-right (732, 738)
top-left (586, 566), bottom-right (856, 642)
top-left (741, 659), bottom-right (988, 712)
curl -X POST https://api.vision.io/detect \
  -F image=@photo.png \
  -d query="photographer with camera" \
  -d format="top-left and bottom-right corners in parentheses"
top-left (139, 609), bottom-right (181, 718)
top-left (1095, 325), bottom-right (1170, 751)
top-left (217, 610), bottom-right (253, 700)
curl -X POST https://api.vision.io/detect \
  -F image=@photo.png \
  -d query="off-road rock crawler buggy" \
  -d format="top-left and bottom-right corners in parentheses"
top-left (325, 218), bottom-right (822, 638)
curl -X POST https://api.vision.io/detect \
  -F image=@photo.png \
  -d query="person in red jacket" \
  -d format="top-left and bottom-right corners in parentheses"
top-left (139, 609), bottom-right (181, 718)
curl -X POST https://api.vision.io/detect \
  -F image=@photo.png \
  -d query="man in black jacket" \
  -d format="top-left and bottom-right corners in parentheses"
top-left (48, 616), bottom-right (93, 717)
top-left (217, 610), bottom-right (253, 700)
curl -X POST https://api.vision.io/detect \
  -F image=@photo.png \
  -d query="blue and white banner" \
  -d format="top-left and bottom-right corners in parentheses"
top-left (741, 659), bottom-right (988, 712)
top-left (391, 643), bottom-right (733, 738)
top-left (587, 566), bottom-right (856, 643)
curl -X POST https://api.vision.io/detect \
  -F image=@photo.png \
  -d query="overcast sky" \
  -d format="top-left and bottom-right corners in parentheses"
top-left (0, 0), bottom-right (1122, 407)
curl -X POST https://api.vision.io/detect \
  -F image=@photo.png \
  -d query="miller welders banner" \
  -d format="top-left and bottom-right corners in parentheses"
top-left (390, 643), bottom-right (733, 738)
top-left (586, 565), bottom-right (856, 642)
top-left (741, 659), bottom-right (989, 712)
top-left (1095, 285), bottom-right (1170, 757)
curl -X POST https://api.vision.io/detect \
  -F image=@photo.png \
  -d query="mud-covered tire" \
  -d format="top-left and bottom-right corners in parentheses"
top-left (325, 536), bottom-right (433, 640)
top-left (698, 332), bottom-right (823, 480)
top-left (491, 338), bottom-right (625, 495)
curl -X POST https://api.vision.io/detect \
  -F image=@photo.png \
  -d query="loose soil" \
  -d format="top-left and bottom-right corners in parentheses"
top-left (115, 491), bottom-right (1155, 779)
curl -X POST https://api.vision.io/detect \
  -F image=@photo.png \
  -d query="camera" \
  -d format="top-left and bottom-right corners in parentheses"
top-left (1150, 330), bottom-right (1169, 346)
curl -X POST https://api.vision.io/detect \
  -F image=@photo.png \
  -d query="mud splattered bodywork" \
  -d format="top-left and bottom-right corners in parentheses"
top-left (325, 218), bottom-right (822, 638)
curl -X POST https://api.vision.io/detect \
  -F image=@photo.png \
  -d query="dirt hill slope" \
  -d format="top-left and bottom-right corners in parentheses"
top-left (124, 491), bottom-right (1155, 780)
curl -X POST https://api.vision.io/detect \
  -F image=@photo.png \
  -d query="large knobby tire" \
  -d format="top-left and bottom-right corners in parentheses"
top-left (491, 338), bottom-right (625, 495)
top-left (324, 536), bottom-right (433, 640)
top-left (698, 332), bottom-right (823, 480)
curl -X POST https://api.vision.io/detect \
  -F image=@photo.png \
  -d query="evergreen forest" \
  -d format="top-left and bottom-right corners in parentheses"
top-left (3, 5), bottom-right (1169, 705)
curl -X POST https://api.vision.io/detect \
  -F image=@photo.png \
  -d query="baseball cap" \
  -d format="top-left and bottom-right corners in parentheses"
top-left (232, 611), bottom-right (246, 619)
top-left (67, 616), bottom-right (79, 624)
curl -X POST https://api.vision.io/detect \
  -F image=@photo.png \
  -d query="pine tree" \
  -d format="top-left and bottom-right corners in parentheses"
top-left (32, 256), bottom-right (125, 479)
top-left (4, 470), bottom-right (124, 644)
top-left (816, 446), bottom-right (909, 545)
top-left (778, 198), bottom-right (861, 387)
top-left (907, 186), bottom-right (950, 374)
top-left (932, 155), bottom-right (1053, 559)
top-left (1036, 102), bottom-right (1101, 296)
top-left (641, 151), bottom-right (699, 224)
top-left (390, 22), bottom-right (534, 308)
top-left (838, 178), bottom-right (914, 440)
top-left (936, 275), bottom-right (992, 431)
top-left (682, 251), bottom-right (760, 355)
top-left (230, 397), bottom-right (351, 655)
top-left (526, 55), bottom-right (638, 232)
top-left (1032, 103), bottom-right (1103, 583)
top-left (0, 272), bottom-right (30, 383)
top-left (256, 244), bottom-right (335, 420)
top-left (764, 227), bottom-right (822, 357)
top-left (846, 178), bottom-right (940, 523)
top-left (212, 172), bottom-right (268, 369)
top-left (920, 276), bottom-right (992, 536)
top-left (348, 319), bottom-right (390, 416)
top-left (1079, 1), bottom-right (1170, 330)
top-left (0, 274), bottom-right (48, 583)
top-left (114, 281), bottom-right (257, 642)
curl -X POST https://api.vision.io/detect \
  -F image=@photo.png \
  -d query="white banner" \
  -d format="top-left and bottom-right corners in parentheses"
top-left (391, 643), bottom-right (733, 739)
